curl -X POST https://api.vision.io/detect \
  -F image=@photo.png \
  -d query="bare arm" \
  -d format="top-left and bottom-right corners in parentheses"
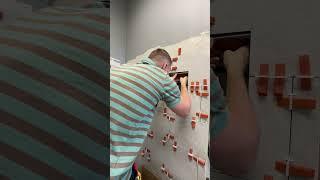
top-left (171, 77), bottom-right (191, 117)
top-left (212, 47), bottom-right (259, 176)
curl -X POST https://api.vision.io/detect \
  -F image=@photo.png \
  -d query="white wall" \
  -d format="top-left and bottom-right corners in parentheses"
top-left (110, 0), bottom-right (128, 64)
top-left (130, 33), bottom-right (210, 180)
top-left (126, 0), bottom-right (210, 60)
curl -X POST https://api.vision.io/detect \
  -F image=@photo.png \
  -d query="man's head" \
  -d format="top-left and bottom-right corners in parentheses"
top-left (148, 48), bottom-right (172, 73)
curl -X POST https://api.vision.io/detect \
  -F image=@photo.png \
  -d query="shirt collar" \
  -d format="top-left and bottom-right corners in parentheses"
top-left (138, 58), bottom-right (157, 66)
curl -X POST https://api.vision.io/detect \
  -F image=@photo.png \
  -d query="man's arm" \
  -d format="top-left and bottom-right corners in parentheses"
top-left (170, 77), bottom-right (191, 117)
top-left (212, 47), bottom-right (259, 176)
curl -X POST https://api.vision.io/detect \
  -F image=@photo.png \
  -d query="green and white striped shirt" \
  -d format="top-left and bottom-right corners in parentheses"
top-left (0, 4), bottom-right (109, 180)
top-left (110, 58), bottom-right (181, 179)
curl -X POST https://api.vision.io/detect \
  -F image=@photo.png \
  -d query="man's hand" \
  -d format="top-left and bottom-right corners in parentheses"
top-left (170, 76), bottom-right (191, 117)
top-left (180, 76), bottom-right (188, 87)
top-left (224, 46), bottom-right (249, 76)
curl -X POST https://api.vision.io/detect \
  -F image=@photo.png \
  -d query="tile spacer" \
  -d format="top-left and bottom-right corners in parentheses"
top-left (161, 136), bottom-right (167, 146)
top-left (299, 55), bottom-right (311, 90)
top-left (188, 148), bottom-right (193, 160)
top-left (264, 175), bottom-right (273, 180)
top-left (197, 157), bottom-right (206, 167)
top-left (273, 64), bottom-right (286, 97)
top-left (172, 141), bottom-right (177, 152)
top-left (172, 57), bottom-right (178, 62)
top-left (190, 81), bottom-right (195, 93)
top-left (147, 131), bottom-right (154, 138)
top-left (191, 117), bottom-right (196, 129)
top-left (178, 48), bottom-right (182, 56)
top-left (257, 64), bottom-right (269, 96)
top-left (163, 108), bottom-right (167, 117)
top-left (171, 66), bottom-right (177, 71)
top-left (161, 164), bottom-right (165, 173)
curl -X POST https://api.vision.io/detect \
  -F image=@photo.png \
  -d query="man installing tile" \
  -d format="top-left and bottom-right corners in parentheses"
top-left (110, 48), bottom-right (192, 180)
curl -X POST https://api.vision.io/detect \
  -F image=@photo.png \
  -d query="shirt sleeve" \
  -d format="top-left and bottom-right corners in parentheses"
top-left (210, 69), bottom-right (229, 138)
top-left (161, 75), bottom-right (181, 108)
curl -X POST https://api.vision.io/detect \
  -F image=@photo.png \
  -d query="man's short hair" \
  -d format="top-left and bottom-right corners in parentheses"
top-left (148, 48), bottom-right (172, 65)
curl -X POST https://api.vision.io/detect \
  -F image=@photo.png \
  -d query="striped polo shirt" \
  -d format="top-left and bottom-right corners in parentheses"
top-left (0, 3), bottom-right (109, 180)
top-left (110, 58), bottom-right (181, 179)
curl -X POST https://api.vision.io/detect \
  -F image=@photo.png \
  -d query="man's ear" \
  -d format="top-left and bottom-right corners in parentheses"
top-left (159, 62), bottom-right (166, 70)
top-left (163, 63), bottom-right (168, 70)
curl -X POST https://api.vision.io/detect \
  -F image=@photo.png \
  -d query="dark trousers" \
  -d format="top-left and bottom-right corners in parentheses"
top-left (130, 165), bottom-right (137, 180)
